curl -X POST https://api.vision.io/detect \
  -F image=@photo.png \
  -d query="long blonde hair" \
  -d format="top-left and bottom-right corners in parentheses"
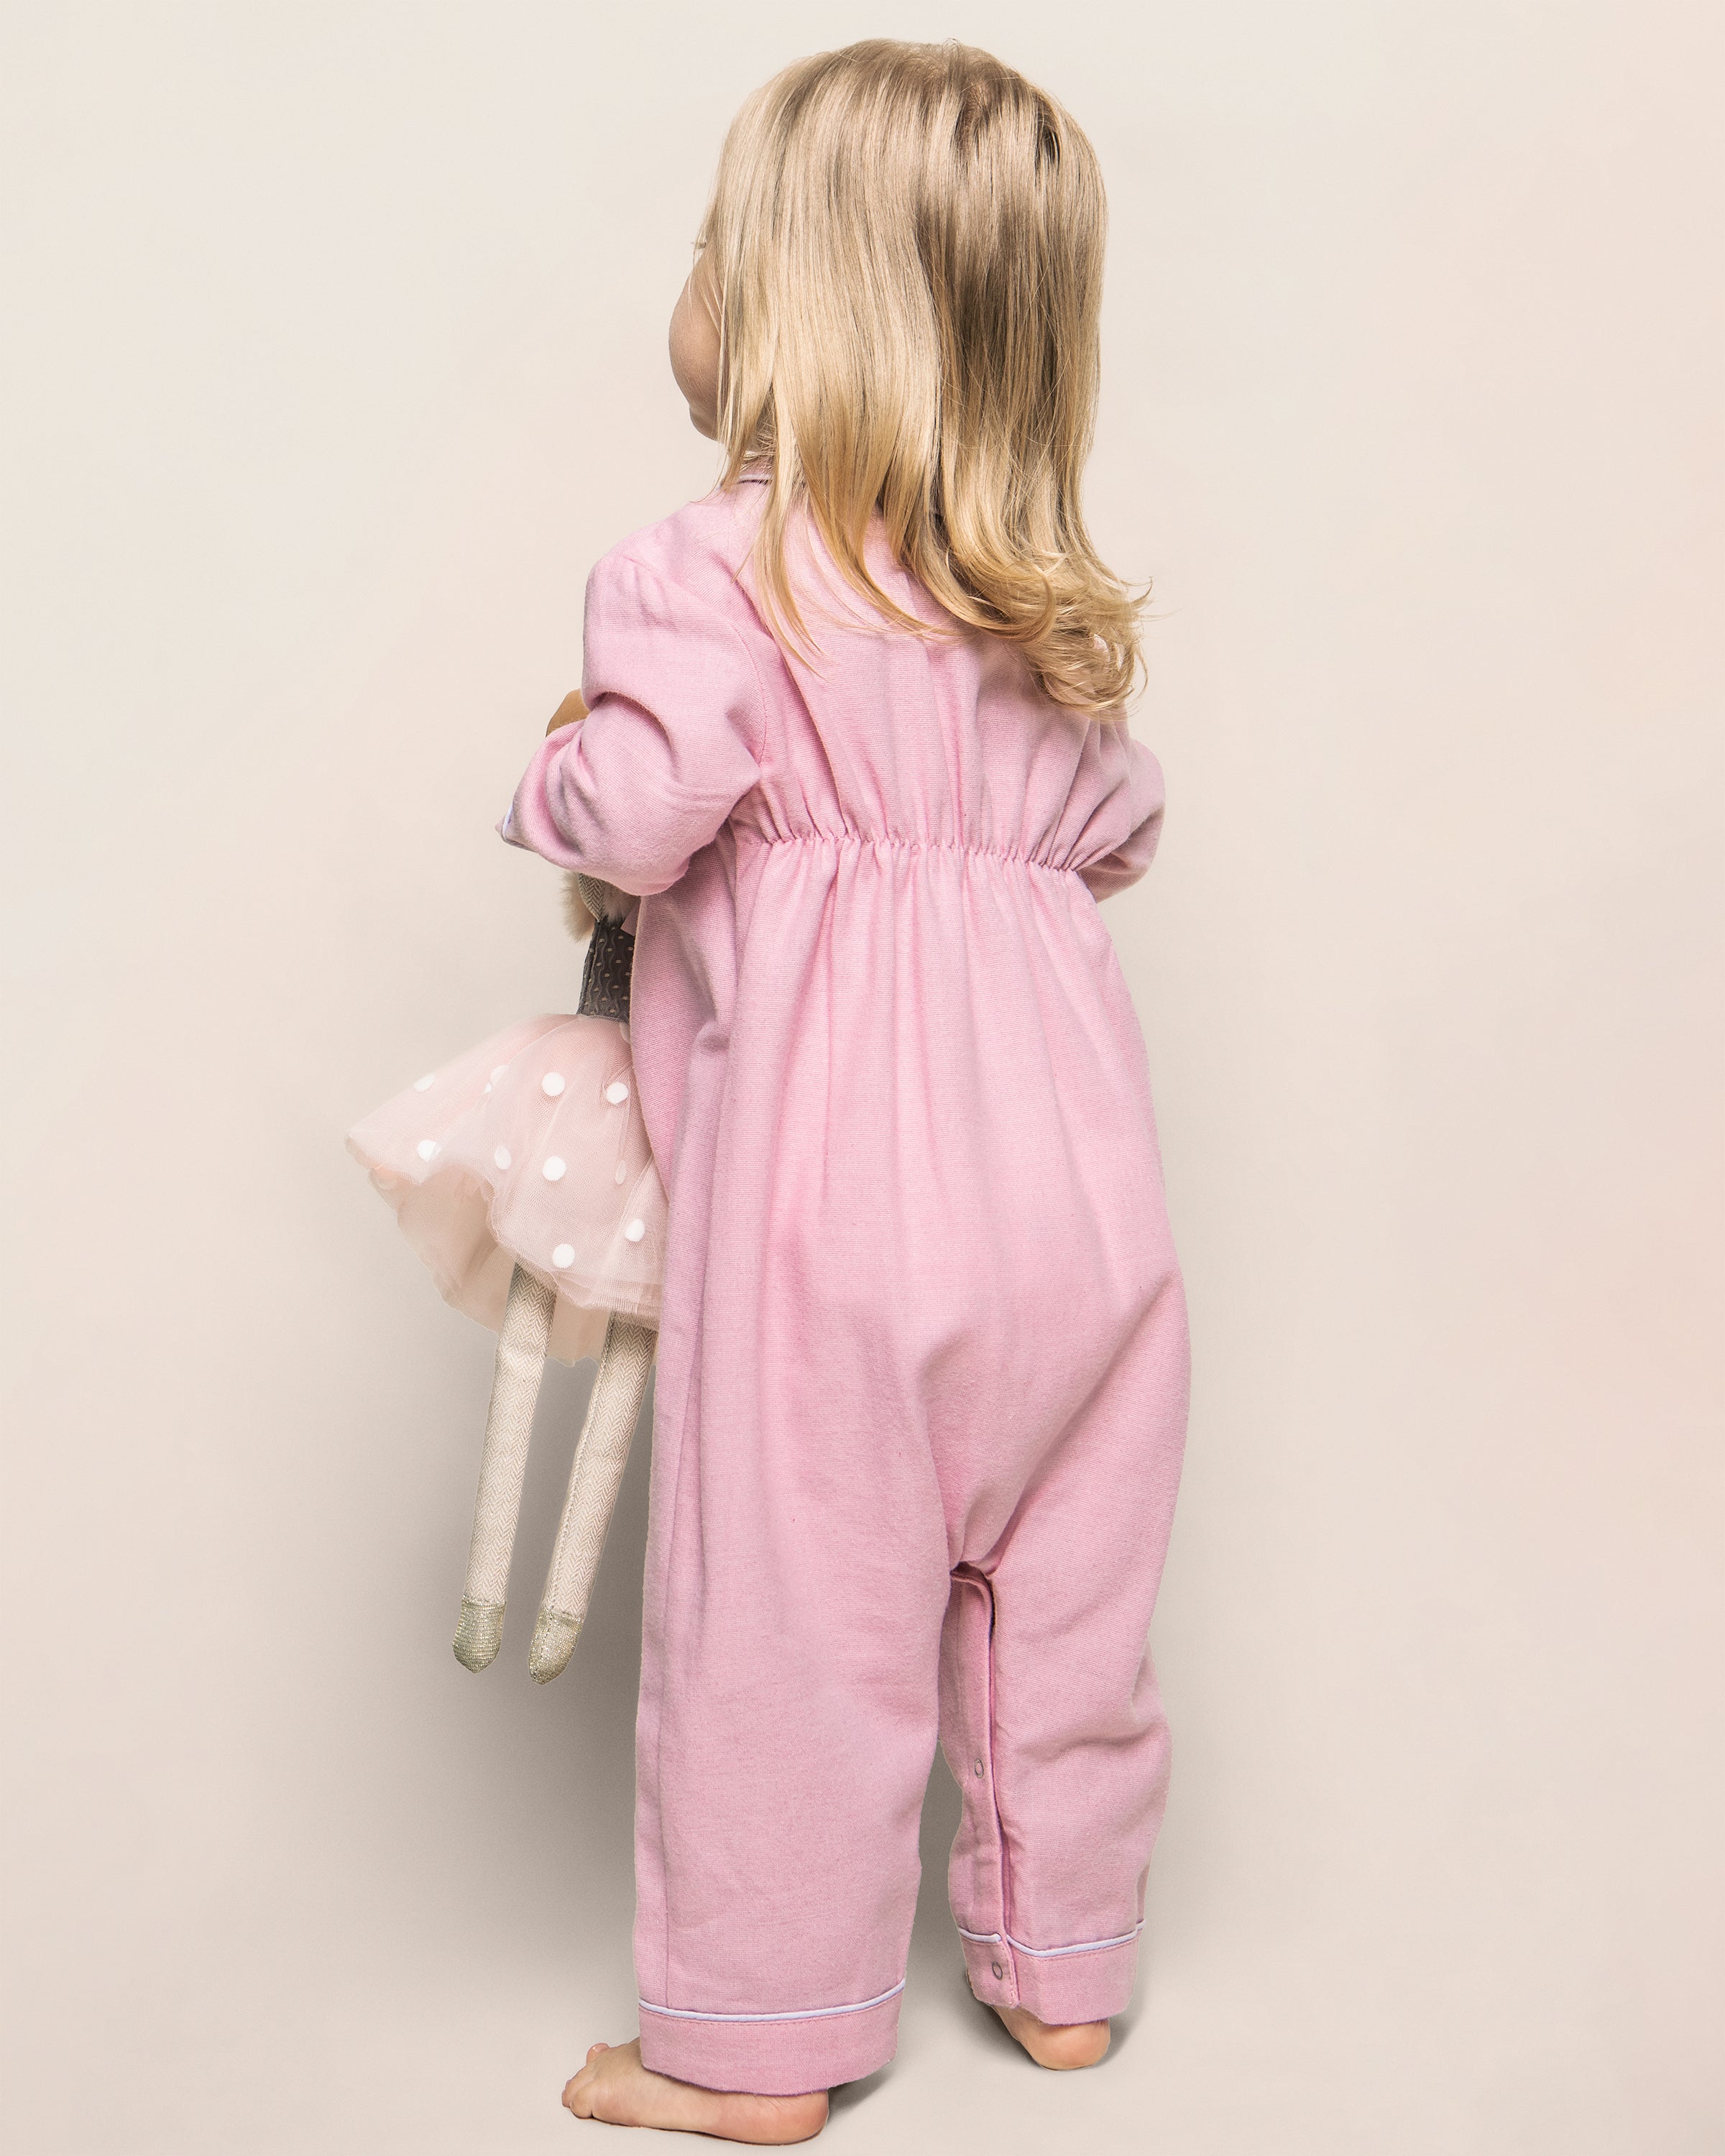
top-left (699, 40), bottom-right (1144, 716)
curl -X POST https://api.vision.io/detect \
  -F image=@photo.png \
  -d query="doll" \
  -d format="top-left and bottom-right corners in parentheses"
top-left (347, 696), bottom-right (660, 1682)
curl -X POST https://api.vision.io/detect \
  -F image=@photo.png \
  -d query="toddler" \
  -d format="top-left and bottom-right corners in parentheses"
top-left (505, 39), bottom-right (1190, 2142)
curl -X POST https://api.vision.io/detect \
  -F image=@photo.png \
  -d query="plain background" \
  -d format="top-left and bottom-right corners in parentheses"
top-left (2, 4), bottom-right (1719, 2152)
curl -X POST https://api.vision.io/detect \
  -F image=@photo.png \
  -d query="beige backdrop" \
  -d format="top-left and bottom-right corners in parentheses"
top-left (2, 4), bottom-right (1719, 2152)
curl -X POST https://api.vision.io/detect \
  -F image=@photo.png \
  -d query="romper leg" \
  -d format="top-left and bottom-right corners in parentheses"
top-left (940, 1274), bottom-right (1190, 2027)
top-left (630, 1290), bottom-right (953, 2096)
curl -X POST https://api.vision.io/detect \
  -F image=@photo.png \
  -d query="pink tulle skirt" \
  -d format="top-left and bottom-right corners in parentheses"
top-left (346, 1014), bottom-right (666, 1365)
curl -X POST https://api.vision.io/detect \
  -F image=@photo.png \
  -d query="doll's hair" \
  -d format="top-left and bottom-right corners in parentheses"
top-left (699, 40), bottom-right (1144, 717)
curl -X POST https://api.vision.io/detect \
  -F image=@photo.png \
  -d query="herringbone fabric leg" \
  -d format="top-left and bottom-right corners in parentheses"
top-left (453, 1263), bottom-right (555, 1672)
top-left (530, 1314), bottom-right (656, 1681)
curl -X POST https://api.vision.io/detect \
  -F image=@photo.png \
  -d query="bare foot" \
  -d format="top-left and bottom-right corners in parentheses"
top-left (561, 2040), bottom-right (829, 2142)
top-left (991, 2003), bottom-right (1111, 2070)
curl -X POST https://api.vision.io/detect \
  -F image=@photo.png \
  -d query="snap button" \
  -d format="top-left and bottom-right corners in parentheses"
top-left (972, 1759), bottom-right (985, 1777)
top-left (990, 1961), bottom-right (1004, 1980)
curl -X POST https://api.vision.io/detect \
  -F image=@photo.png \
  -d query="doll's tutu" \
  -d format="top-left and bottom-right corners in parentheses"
top-left (347, 1014), bottom-right (666, 1365)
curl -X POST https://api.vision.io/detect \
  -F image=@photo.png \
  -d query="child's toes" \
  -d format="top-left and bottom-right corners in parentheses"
top-left (561, 2040), bottom-right (617, 2113)
top-left (561, 2055), bottom-right (603, 2111)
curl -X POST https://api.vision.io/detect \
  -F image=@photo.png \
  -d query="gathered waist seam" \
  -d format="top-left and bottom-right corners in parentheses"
top-left (732, 828), bottom-right (1081, 877)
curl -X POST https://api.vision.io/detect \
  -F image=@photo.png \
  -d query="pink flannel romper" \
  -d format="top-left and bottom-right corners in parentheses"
top-left (504, 479), bottom-right (1190, 2095)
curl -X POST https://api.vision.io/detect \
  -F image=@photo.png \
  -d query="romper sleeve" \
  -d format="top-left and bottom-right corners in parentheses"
top-left (500, 549), bottom-right (764, 896)
top-left (1077, 733), bottom-right (1167, 900)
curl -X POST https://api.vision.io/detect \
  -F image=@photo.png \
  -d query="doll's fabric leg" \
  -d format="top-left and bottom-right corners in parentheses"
top-left (453, 1262), bottom-right (555, 1671)
top-left (529, 1314), bottom-right (656, 1682)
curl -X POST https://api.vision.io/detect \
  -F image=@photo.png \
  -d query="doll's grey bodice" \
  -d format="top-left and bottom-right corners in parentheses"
top-left (575, 876), bottom-right (635, 1025)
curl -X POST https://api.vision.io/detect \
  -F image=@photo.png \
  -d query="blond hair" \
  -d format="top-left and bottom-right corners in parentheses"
top-left (699, 40), bottom-right (1144, 716)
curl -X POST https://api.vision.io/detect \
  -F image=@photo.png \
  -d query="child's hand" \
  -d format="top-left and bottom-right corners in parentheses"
top-left (538, 693), bottom-right (594, 939)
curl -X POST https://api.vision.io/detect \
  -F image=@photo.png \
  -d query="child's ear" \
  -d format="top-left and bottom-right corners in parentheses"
top-left (547, 689), bottom-right (589, 737)
top-left (562, 874), bottom-right (595, 944)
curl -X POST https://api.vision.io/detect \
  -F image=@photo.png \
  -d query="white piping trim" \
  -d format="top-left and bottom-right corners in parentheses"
top-left (1015, 1924), bottom-right (1144, 1960)
top-left (638, 1978), bottom-right (906, 2024)
top-left (957, 1921), bottom-right (1144, 1960)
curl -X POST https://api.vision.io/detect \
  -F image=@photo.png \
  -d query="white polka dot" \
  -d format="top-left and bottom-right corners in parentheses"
top-left (604, 1080), bottom-right (630, 1105)
top-left (614, 1161), bottom-right (627, 1184)
top-left (541, 1072), bottom-right (565, 1097)
top-left (416, 1138), bottom-right (440, 1162)
top-left (619, 1024), bottom-right (630, 1043)
top-left (552, 1243), bottom-right (575, 1269)
top-left (491, 1066), bottom-right (507, 1083)
top-left (413, 1073), bottom-right (435, 1092)
top-left (542, 1156), bottom-right (566, 1181)
top-left (624, 1217), bottom-right (646, 1243)
top-left (494, 1146), bottom-right (512, 1171)
top-left (482, 1084), bottom-right (492, 1095)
